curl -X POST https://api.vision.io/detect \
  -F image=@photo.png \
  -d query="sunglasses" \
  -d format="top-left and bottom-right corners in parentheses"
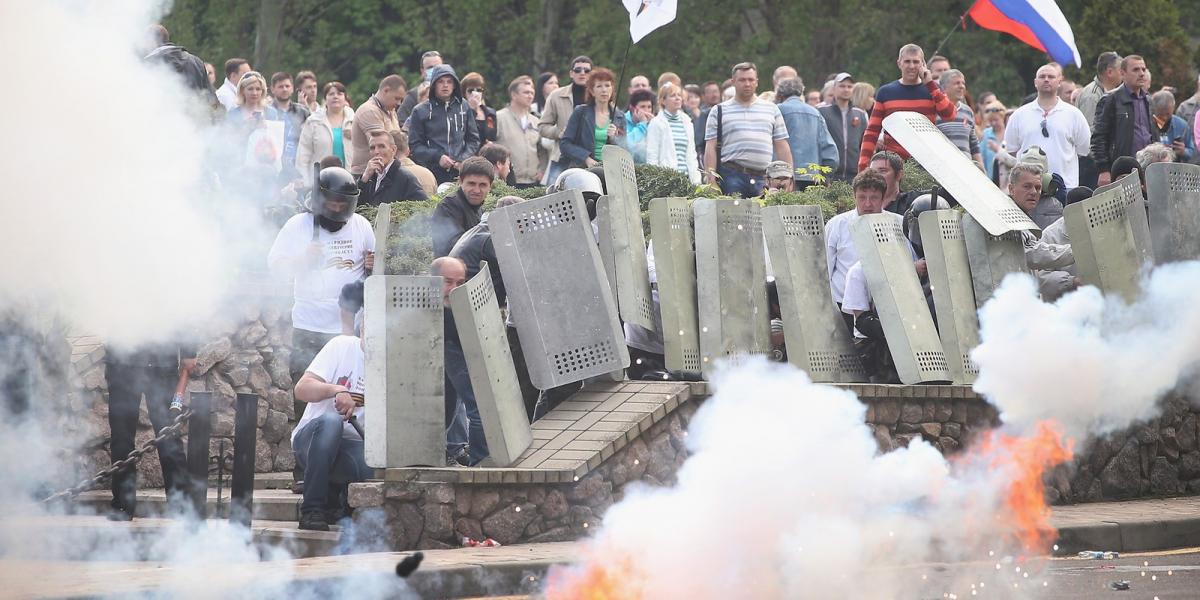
top-left (1040, 119), bottom-right (1049, 138)
top-left (572, 67), bottom-right (592, 74)
top-left (985, 108), bottom-right (1003, 114)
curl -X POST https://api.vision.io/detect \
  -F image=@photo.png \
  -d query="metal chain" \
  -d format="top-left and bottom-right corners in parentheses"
top-left (41, 408), bottom-right (193, 504)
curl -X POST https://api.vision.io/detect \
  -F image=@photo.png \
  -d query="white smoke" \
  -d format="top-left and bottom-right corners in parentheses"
top-left (972, 264), bottom-right (1200, 440)
top-left (547, 359), bottom-right (1035, 599)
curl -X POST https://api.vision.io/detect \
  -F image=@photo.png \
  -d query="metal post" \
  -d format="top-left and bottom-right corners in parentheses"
top-left (230, 392), bottom-right (258, 527)
top-left (186, 391), bottom-right (212, 517)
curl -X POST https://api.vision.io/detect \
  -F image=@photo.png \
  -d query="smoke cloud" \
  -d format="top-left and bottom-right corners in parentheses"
top-left (972, 264), bottom-right (1200, 440)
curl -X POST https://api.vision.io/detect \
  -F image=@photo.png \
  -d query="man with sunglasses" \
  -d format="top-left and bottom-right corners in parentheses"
top-left (538, 55), bottom-right (593, 184)
top-left (1004, 63), bottom-right (1090, 188)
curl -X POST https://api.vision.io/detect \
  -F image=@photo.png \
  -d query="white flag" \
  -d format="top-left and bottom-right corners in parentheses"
top-left (624, 0), bottom-right (677, 43)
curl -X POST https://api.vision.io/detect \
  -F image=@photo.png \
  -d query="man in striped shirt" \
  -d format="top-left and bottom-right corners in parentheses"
top-left (704, 62), bottom-right (793, 198)
top-left (856, 44), bottom-right (957, 173)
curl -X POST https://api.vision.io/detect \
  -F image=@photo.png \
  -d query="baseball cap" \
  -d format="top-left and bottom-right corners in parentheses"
top-left (766, 161), bottom-right (793, 179)
top-left (833, 72), bottom-right (855, 84)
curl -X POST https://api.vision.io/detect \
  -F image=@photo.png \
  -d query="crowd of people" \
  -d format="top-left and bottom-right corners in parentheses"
top-left (120, 24), bottom-right (1195, 531)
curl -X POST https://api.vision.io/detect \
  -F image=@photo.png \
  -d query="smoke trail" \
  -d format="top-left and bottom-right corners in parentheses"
top-left (972, 264), bottom-right (1200, 440)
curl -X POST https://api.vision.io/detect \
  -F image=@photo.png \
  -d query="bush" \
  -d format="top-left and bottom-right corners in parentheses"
top-left (634, 164), bottom-right (695, 211)
top-left (899, 159), bottom-right (937, 193)
top-left (760, 180), bottom-right (855, 221)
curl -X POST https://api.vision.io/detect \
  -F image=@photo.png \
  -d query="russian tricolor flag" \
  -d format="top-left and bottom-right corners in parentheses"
top-left (969, 0), bottom-right (1081, 67)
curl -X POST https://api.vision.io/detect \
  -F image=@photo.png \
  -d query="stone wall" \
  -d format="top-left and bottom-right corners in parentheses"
top-left (864, 397), bottom-right (1000, 454)
top-left (1046, 393), bottom-right (1200, 505)
top-left (65, 295), bottom-right (299, 489)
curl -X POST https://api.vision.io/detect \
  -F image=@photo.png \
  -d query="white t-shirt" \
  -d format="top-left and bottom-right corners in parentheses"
top-left (840, 261), bottom-right (872, 339)
top-left (824, 209), bottom-right (904, 303)
top-left (1004, 98), bottom-right (1091, 188)
top-left (267, 213), bottom-right (375, 333)
top-left (292, 335), bottom-right (366, 443)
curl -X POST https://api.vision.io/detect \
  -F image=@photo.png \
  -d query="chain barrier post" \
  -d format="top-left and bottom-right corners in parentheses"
top-left (185, 391), bottom-right (212, 517)
top-left (230, 392), bottom-right (258, 527)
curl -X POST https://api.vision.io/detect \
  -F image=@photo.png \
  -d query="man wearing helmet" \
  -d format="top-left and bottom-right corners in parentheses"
top-left (269, 166), bottom-right (376, 387)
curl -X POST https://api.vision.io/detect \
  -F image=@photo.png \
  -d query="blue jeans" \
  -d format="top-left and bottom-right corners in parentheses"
top-left (293, 413), bottom-right (371, 514)
top-left (717, 164), bottom-right (765, 198)
top-left (445, 337), bottom-right (489, 464)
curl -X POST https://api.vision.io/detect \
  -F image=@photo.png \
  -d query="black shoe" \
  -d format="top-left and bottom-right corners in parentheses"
top-left (106, 509), bottom-right (133, 522)
top-left (298, 510), bottom-right (330, 532)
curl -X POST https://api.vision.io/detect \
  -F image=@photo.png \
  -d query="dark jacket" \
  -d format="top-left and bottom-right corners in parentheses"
top-left (448, 213), bottom-right (506, 305)
top-left (1091, 84), bottom-right (1160, 172)
top-left (818, 103), bottom-right (869, 180)
top-left (144, 44), bottom-right (217, 109)
top-left (474, 105), bottom-right (498, 144)
top-left (560, 104), bottom-right (627, 168)
top-left (431, 188), bottom-right (483, 257)
top-left (358, 161), bottom-right (429, 205)
top-left (409, 65), bottom-right (482, 183)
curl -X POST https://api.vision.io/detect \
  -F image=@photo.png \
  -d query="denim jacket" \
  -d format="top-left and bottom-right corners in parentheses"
top-left (778, 97), bottom-right (838, 179)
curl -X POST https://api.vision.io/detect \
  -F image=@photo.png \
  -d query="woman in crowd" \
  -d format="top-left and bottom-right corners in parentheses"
top-left (683, 84), bottom-right (702, 119)
top-left (851, 82), bottom-right (875, 114)
top-left (296, 81), bottom-right (355, 186)
top-left (974, 91), bottom-right (997, 136)
top-left (982, 101), bottom-right (1018, 188)
top-left (461, 72), bottom-right (497, 145)
top-left (646, 84), bottom-right (700, 184)
top-left (560, 67), bottom-right (626, 168)
top-left (534, 72), bottom-right (558, 115)
top-left (226, 71), bottom-right (282, 130)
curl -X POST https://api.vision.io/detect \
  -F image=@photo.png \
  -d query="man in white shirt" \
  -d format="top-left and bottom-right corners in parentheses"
top-left (824, 169), bottom-right (918, 332)
top-left (215, 58), bottom-right (250, 111)
top-left (292, 331), bottom-right (370, 531)
top-left (1004, 63), bottom-right (1091, 188)
top-left (268, 167), bottom-right (375, 389)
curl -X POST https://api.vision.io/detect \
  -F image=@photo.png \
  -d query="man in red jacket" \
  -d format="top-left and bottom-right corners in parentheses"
top-left (857, 44), bottom-right (957, 172)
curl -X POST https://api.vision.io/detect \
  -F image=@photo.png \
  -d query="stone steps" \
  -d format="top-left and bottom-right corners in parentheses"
top-left (74, 487), bottom-right (303, 522)
top-left (8, 515), bottom-right (342, 560)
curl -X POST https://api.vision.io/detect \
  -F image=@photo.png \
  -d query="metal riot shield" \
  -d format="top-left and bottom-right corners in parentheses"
top-left (851, 214), bottom-right (952, 384)
top-left (448, 264), bottom-right (532, 467)
top-left (881, 111), bottom-right (1039, 236)
top-left (491, 190), bottom-right (629, 389)
top-left (761, 205), bottom-right (866, 382)
top-left (1064, 185), bottom-right (1143, 301)
top-left (962, 212), bottom-right (1030, 308)
top-left (918, 210), bottom-right (980, 384)
top-left (693, 198), bottom-right (771, 377)
top-left (363, 275), bottom-right (445, 468)
top-left (1095, 172), bottom-right (1154, 266)
top-left (1145, 162), bottom-right (1200, 264)
top-left (648, 197), bottom-right (701, 373)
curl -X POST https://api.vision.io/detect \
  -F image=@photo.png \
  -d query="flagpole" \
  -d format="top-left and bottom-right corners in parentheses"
top-left (931, 3), bottom-right (976, 59)
top-left (614, 38), bottom-right (633, 110)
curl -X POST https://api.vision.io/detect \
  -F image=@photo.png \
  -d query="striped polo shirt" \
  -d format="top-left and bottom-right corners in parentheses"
top-left (705, 98), bottom-right (789, 172)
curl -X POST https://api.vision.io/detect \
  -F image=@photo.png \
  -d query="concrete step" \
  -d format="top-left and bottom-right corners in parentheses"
top-left (7, 515), bottom-right (342, 560)
top-left (74, 487), bottom-right (302, 522)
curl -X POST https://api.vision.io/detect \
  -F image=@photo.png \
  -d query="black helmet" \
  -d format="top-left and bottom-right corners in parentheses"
top-left (903, 186), bottom-right (951, 256)
top-left (316, 166), bottom-right (359, 222)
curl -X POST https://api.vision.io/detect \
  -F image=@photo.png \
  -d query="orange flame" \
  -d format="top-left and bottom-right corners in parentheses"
top-left (974, 420), bottom-right (1074, 553)
top-left (544, 551), bottom-right (642, 600)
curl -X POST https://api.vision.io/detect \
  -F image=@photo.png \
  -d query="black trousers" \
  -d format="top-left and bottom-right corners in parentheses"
top-left (107, 363), bottom-right (187, 515)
